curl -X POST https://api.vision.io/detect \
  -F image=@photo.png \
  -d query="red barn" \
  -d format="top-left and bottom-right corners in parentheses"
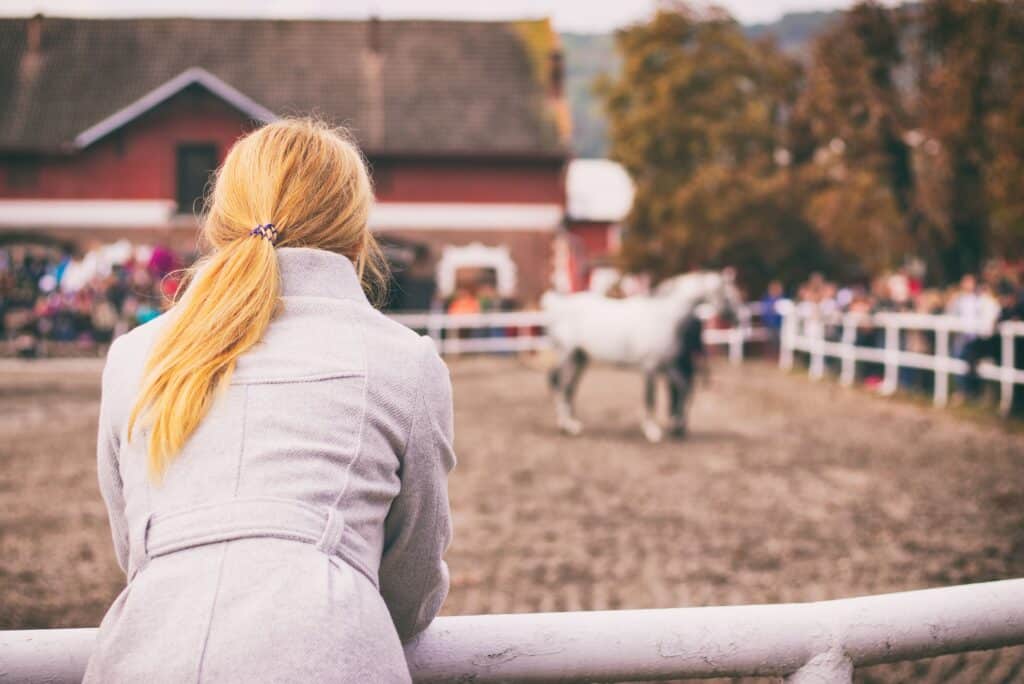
top-left (0, 15), bottom-right (570, 307)
top-left (557, 158), bottom-right (633, 292)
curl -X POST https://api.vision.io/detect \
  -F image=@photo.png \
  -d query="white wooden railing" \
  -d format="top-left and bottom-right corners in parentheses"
top-left (389, 306), bottom-right (771, 362)
top-left (5, 305), bottom-right (1023, 681)
top-left (3, 579), bottom-right (1023, 683)
top-left (779, 301), bottom-right (1024, 416)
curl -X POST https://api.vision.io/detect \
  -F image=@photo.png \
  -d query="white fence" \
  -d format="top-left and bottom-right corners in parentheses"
top-left (389, 307), bottom-right (771, 363)
top-left (779, 302), bottom-right (1024, 416)
top-left (3, 578), bottom-right (1023, 683)
top-left (4, 306), bottom-right (1023, 681)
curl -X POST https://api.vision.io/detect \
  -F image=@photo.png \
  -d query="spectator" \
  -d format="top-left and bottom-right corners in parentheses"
top-left (447, 287), bottom-right (480, 316)
top-left (0, 243), bottom-right (175, 357)
top-left (760, 280), bottom-right (785, 355)
top-left (960, 280), bottom-right (1024, 398)
top-left (447, 287), bottom-right (481, 340)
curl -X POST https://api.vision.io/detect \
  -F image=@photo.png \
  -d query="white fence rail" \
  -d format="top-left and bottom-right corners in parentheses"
top-left (779, 303), bottom-right (1024, 416)
top-left (3, 578), bottom-right (1023, 683)
top-left (389, 307), bottom-right (772, 363)
top-left (5, 305), bottom-right (1023, 682)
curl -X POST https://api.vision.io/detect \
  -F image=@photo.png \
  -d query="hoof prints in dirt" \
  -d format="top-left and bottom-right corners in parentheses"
top-left (2, 357), bottom-right (1023, 682)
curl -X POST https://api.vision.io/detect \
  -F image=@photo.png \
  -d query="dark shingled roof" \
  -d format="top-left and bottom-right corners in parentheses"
top-left (0, 16), bottom-right (568, 156)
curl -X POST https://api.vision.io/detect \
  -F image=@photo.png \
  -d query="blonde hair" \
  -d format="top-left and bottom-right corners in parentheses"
top-left (128, 118), bottom-right (387, 480)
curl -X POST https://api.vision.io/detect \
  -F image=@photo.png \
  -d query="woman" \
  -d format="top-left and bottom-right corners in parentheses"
top-left (85, 119), bottom-right (455, 683)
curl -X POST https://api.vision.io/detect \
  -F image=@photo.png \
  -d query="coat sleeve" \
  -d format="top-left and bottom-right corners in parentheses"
top-left (378, 336), bottom-right (456, 643)
top-left (96, 338), bottom-right (130, 576)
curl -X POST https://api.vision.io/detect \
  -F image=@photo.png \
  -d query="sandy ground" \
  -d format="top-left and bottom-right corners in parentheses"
top-left (1, 355), bottom-right (1023, 682)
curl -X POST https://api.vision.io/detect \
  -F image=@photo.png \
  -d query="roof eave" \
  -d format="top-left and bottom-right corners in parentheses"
top-left (365, 148), bottom-right (570, 162)
top-left (72, 66), bottom-right (278, 149)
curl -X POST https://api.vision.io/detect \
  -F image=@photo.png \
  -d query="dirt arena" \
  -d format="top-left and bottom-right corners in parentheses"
top-left (2, 355), bottom-right (1023, 682)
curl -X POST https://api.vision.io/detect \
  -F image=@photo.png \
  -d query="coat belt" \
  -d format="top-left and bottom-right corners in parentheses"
top-left (126, 496), bottom-right (377, 589)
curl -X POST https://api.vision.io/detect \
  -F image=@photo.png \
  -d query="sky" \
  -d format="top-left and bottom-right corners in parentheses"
top-left (2, 0), bottom-right (895, 30)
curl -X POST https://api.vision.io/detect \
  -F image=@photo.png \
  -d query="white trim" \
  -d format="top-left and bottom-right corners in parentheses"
top-left (369, 202), bottom-right (562, 231)
top-left (73, 67), bottom-right (278, 149)
top-left (436, 243), bottom-right (518, 297)
top-left (0, 200), bottom-right (178, 228)
top-left (0, 200), bottom-right (565, 231)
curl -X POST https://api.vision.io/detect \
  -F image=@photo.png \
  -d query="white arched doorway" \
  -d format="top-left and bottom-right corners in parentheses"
top-left (436, 242), bottom-right (517, 298)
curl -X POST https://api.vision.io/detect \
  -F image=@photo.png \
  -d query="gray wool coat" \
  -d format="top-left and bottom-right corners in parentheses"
top-left (84, 247), bottom-right (455, 683)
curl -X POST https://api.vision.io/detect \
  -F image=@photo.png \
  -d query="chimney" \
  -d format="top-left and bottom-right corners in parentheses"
top-left (548, 48), bottom-right (564, 99)
top-left (368, 14), bottom-right (381, 54)
top-left (26, 13), bottom-right (43, 53)
top-left (362, 16), bottom-right (384, 148)
top-left (26, 13), bottom-right (43, 55)
top-left (19, 13), bottom-right (43, 82)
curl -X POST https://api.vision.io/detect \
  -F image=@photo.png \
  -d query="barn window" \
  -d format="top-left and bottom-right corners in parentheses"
top-left (176, 144), bottom-right (218, 215)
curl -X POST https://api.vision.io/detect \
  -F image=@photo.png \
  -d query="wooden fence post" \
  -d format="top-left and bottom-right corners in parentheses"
top-left (780, 306), bottom-right (795, 371)
top-left (729, 327), bottom-right (744, 365)
top-left (839, 315), bottom-right (856, 387)
top-left (1000, 326), bottom-right (1015, 417)
top-left (934, 322), bottom-right (950, 408)
top-left (881, 319), bottom-right (899, 396)
top-left (809, 319), bottom-right (826, 380)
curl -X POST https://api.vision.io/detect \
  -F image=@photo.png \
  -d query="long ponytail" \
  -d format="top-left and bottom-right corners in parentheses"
top-left (127, 234), bottom-right (280, 478)
top-left (127, 118), bottom-right (384, 480)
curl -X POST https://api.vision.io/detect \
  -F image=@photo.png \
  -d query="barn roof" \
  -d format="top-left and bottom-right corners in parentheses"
top-left (0, 15), bottom-right (569, 157)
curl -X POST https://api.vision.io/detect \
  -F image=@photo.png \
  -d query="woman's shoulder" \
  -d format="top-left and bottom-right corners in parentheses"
top-left (97, 314), bottom-right (173, 430)
top-left (354, 307), bottom-right (449, 388)
top-left (357, 306), bottom-right (439, 358)
top-left (105, 314), bottom-right (172, 374)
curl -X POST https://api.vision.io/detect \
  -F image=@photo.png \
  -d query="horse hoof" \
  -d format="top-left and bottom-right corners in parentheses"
top-left (559, 419), bottom-right (584, 436)
top-left (669, 426), bottom-right (687, 439)
top-left (642, 421), bottom-right (663, 443)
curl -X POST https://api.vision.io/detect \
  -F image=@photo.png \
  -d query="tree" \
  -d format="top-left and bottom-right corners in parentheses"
top-left (600, 6), bottom-right (835, 294)
top-left (794, 0), bottom-right (1024, 282)
top-left (604, 1), bottom-right (1024, 290)
top-left (919, 0), bottom-right (1024, 273)
top-left (789, 3), bottom-right (927, 277)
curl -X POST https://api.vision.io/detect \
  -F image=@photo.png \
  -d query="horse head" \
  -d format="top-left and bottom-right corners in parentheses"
top-left (655, 269), bottom-right (745, 325)
top-left (709, 268), bottom-right (745, 326)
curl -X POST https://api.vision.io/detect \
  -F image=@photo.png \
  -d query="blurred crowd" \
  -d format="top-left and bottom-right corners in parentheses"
top-left (783, 260), bottom-right (1024, 327)
top-left (762, 259), bottom-right (1024, 403)
top-left (5, 237), bottom-right (1024, 409)
top-left (0, 243), bottom-right (188, 358)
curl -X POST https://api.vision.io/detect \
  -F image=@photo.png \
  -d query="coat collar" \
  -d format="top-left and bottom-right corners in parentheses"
top-left (276, 247), bottom-right (369, 304)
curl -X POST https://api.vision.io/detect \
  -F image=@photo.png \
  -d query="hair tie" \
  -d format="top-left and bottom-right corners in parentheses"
top-left (250, 223), bottom-right (279, 244)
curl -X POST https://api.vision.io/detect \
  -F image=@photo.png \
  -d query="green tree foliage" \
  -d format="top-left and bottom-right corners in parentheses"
top-left (918, 0), bottom-right (1024, 275)
top-left (603, 1), bottom-right (1024, 290)
top-left (796, 0), bottom-right (1024, 281)
top-left (791, 3), bottom-right (920, 276)
top-left (599, 7), bottom-right (833, 293)
top-left (562, 10), bottom-right (842, 159)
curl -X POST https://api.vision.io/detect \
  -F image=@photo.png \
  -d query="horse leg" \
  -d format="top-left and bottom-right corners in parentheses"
top-left (668, 366), bottom-right (692, 439)
top-left (548, 361), bottom-right (562, 393)
top-left (641, 369), bottom-right (664, 443)
top-left (556, 348), bottom-right (587, 436)
top-left (548, 344), bottom-right (578, 394)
